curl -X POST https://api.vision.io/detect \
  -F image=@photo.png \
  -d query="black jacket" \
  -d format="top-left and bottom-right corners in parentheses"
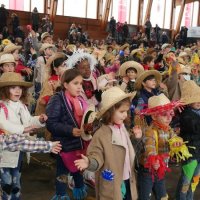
top-left (179, 107), bottom-right (200, 159)
top-left (46, 91), bottom-right (83, 152)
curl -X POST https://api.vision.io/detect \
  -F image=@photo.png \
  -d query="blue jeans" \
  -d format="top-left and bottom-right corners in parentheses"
top-left (176, 159), bottom-right (200, 200)
top-left (137, 166), bottom-right (167, 200)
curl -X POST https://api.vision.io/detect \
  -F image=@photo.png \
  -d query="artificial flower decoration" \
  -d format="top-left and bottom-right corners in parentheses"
top-left (2, 39), bottom-right (11, 46)
top-left (101, 169), bottom-right (114, 181)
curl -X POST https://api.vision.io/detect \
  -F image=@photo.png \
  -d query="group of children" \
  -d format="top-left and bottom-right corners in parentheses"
top-left (0, 32), bottom-right (200, 200)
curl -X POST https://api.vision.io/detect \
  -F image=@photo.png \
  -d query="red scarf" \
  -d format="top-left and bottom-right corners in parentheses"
top-left (153, 120), bottom-right (170, 132)
top-left (65, 91), bottom-right (83, 126)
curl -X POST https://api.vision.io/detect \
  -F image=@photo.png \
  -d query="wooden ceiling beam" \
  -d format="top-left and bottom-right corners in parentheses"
top-left (137, 0), bottom-right (144, 26)
top-left (100, 0), bottom-right (112, 30)
top-left (143, 0), bottom-right (153, 25)
top-left (49, 0), bottom-right (58, 26)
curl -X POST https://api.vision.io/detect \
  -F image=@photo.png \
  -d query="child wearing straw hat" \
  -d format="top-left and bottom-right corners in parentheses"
top-left (119, 60), bottom-right (144, 93)
top-left (176, 80), bottom-right (200, 200)
top-left (0, 54), bottom-right (16, 74)
top-left (138, 94), bottom-right (183, 200)
top-left (75, 87), bottom-right (141, 200)
top-left (0, 72), bottom-right (52, 200)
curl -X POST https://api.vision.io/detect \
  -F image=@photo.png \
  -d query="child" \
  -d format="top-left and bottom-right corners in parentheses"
top-left (119, 60), bottom-right (144, 93)
top-left (143, 55), bottom-right (155, 70)
top-left (0, 72), bottom-right (53, 200)
top-left (0, 54), bottom-right (16, 73)
top-left (138, 94), bottom-right (182, 200)
top-left (46, 69), bottom-right (88, 200)
top-left (74, 87), bottom-right (140, 200)
top-left (176, 80), bottom-right (200, 199)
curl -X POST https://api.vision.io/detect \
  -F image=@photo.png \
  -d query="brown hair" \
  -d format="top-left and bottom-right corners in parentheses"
top-left (61, 68), bottom-right (82, 90)
top-left (101, 98), bottom-right (130, 125)
top-left (0, 86), bottom-right (29, 104)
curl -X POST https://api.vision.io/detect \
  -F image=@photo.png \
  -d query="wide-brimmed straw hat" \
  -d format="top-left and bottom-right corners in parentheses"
top-left (119, 61), bottom-right (144, 77)
top-left (178, 64), bottom-right (191, 74)
top-left (0, 72), bottom-right (33, 88)
top-left (180, 80), bottom-right (200, 105)
top-left (134, 70), bottom-right (162, 90)
top-left (39, 43), bottom-right (55, 52)
top-left (97, 86), bottom-right (136, 119)
top-left (41, 32), bottom-right (52, 42)
top-left (81, 105), bottom-right (97, 141)
top-left (0, 54), bottom-right (16, 65)
top-left (46, 52), bottom-right (66, 68)
top-left (140, 93), bottom-right (180, 115)
top-left (119, 43), bottom-right (130, 51)
top-left (130, 48), bottom-right (144, 56)
top-left (3, 43), bottom-right (22, 53)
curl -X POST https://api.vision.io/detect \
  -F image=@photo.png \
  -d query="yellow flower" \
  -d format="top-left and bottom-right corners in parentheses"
top-left (2, 39), bottom-right (11, 46)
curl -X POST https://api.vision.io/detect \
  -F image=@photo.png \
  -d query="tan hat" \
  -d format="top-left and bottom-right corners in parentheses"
top-left (0, 54), bottom-right (16, 65)
top-left (140, 93), bottom-right (179, 115)
top-left (39, 43), bottom-right (55, 52)
top-left (97, 86), bottom-right (136, 119)
top-left (66, 44), bottom-right (76, 52)
top-left (0, 72), bottom-right (32, 88)
top-left (46, 52), bottom-right (66, 68)
top-left (178, 64), bottom-right (191, 74)
top-left (119, 43), bottom-right (130, 51)
top-left (179, 52), bottom-right (188, 58)
top-left (3, 43), bottom-right (22, 53)
top-left (177, 57), bottom-right (186, 65)
top-left (41, 32), bottom-right (52, 42)
top-left (81, 105), bottom-right (97, 141)
top-left (161, 43), bottom-right (171, 50)
top-left (134, 70), bottom-right (162, 90)
top-left (119, 61), bottom-right (144, 77)
top-left (130, 48), bottom-right (144, 56)
top-left (180, 80), bottom-right (200, 105)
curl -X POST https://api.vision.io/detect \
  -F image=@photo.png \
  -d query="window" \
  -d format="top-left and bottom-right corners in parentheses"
top-left (150, 0), bottom-right (165, 28)
top-left (192, 1), bottom-right (199, 27)
top-left (164, 0), bottom-right (172, 29)
top-left (0, 0), bottom-right (30, 12)
top-left (142, 0), bottom-right (148, 24)
top-left (31, 0), bottom-right (44, 13)
top-left (64, 0), bottom-right (86, 18)
top-left (0, 0), bottom-right (9, 9)
top-left (174, 5), bottom-right (181, 29)
top-left (87, 0), bottom-right (98, 19)
top-left (130, 0), bottom-right (139, 25)
top-left (57, 0), bottom-right (63, 15)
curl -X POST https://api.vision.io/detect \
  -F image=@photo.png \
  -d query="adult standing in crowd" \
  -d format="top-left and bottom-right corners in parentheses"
top-left (0, 4), bottom-right (9, 33)
top-left (31, 7), bottom-right (40, 32)
top-left (144, 17), bottom-right (152, 41)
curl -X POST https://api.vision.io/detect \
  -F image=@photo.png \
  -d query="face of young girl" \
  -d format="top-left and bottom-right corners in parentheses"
top-left (112, 102), bottom-right (130, 125)
top-left (64, 75), bottom-right (83, 97)
top-left (153, 110), bottom-right (174, 126)
top-left (9, 86), bottom-right (22, 102)
top-left (2, 62), bottom-right (15, 72)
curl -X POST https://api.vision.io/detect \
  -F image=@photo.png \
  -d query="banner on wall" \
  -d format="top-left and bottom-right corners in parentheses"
top-left (187, 27), bottom-right (200, 38)
top-left (118, 0), bottom-right (127, 23)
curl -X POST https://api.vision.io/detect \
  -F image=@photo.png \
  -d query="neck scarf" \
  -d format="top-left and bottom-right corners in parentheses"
top-left (153, 120), bottom-right (170, 132)
top-left (65, 91), bottom-right (83, 126)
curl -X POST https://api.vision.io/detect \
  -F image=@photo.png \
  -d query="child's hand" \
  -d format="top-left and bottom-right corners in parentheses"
top-left (74, 154), bottom-right (89, 171)
top-left (39, 114), bottom-right (48, 123)
top-left (51, 141), bottom-right (62, 154)
top-left (132, 125), bottom-right (142, 139)
top-left (122, 76), bottom-right (129, 84)
top-left (23, 125), bottom-right (40, 133)
top-left (153, 159), bottom-right (160, 170)
top-left (72, 128), bottom-right (82, 137)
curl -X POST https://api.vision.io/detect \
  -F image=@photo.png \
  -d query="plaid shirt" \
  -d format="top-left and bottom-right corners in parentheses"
top-left (0, 134), bottom-right (52, 153)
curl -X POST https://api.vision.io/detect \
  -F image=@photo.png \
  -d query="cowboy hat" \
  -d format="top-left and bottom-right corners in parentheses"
top-left (39, 43), bottom-right (55, 52)
top-left (161, 43), bottom-right (171, 50)
top-left (46, 52), bottom-right (66, 68)
top-left (0, 54), bottom-right (16, 65)
top-left (134, 70), bottom-right (162, 90)
top-left (119, 61), bottom-right (144, 77)
top-left (180, 80), bottom-right (200, 105)
top-left (178, 64), bottom-right (191, 74)
top-left (66, 44), bottom-right (76, 52)
top-left (119, 43), bottom-right (130, 51)
top-left (3, 43), bottom-right (22, 53)
top-left (41, 32), bottom-right (52, 42)
top-left (81, 105), bottom-right (97, 141)
top-left (97, 86), bottom-right (136, 119)
top-left (140, 93), bottom-right (180, 115)
top-left (0, 72), bottom-right (33, 88)
top-left (130, 48), bottom-right (144, 56)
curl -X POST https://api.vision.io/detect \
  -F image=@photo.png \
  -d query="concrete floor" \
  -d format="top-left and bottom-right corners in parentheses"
top-left (21, 154), bottom-right (200, 200)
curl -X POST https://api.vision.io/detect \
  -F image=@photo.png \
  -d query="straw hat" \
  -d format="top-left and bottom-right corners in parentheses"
top-left (177, 57), bottom-right (186, 65)
top-left (180, 80), bottom-right (200, 105)
top-left (3, 43), bottom-right (22, 53)
top-left (0, 54), bottom-right (16, 65)
top-left (0, 72), bottom-right (32, 88)
top-left (140, 93), bottom-right (180, 115)
top-left (39, 43), bottom-right (55, 52)
top-left (107, 45), bottom-right (115, 51)
top-left (66, 44), bottom-right (76, 52)
top-left (119, 61), bottom-right (144, 77)
top-left (81, 105), bottom-right (97, 141)
top-left (41, 32), bottom-right (52, 42)
top-left (178, 64), bottom-right (191, 74)
top-left (179, 52), bottom-right (188, 58)
top-left (119, 43), bottom-right (130, 51)
top-left (130, 48), bottom-right (144, 56)
top-left (97, 87), bottom-right (136, 119)
top-left (46, 52), bottom-right (66, 68)
top-left (134, 70), bottom-right (162, 90)
top-left (161, 43), bottom-right (171, 50)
